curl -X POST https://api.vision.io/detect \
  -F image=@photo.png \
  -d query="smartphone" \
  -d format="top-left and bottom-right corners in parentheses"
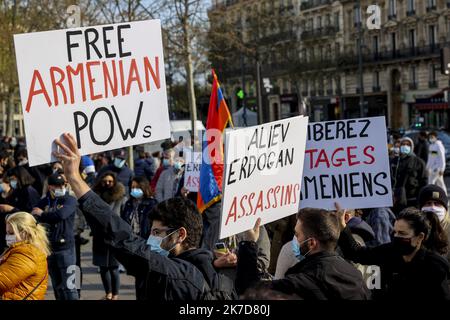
top-left (214, 242), bottom-right (227, 254)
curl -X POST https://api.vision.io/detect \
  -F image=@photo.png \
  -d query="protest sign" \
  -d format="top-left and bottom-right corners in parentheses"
top-left (14, 20), bottom-right (170, 166)
top-left (183, 148), bottom-right (201, 192)
top-left (300, 116), bottom-right (392, 210)
top-left (220, 116), bottom-right (309, 239)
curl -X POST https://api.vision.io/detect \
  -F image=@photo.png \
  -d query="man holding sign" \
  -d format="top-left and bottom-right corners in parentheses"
top-left (14, 20), bottom-right (170, 166)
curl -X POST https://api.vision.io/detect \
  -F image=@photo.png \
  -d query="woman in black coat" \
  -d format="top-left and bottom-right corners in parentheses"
top-left (338, 206), bottom-right (450, 300)
top-left (0, 167), bottom-right (40, 253)
top-left (92, 171), bottom-right (126, 300)
top-left (121, 177), bottom-right (157, 239)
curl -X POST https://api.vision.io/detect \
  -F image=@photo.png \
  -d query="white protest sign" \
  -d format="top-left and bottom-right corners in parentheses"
top-left (183, 148), bottom-right (201, 192)
top-left (14, 20), bottom-right (170, 166)
top-left (300, 116), bottom-right (392, 210)
top-left (220, 116), bottom-right (309, 239)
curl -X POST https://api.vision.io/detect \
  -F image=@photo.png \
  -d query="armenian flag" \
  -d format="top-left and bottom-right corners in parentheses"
top-left (197, 70), bottom-right (233, 213)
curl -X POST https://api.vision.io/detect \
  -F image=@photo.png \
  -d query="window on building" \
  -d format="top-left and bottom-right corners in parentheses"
top-left (308, 18), bottom-right (314, 30)
top-left (389, 0), bottom-right (397, 17)
top-left (407, 0), bottom-right (415, 13)
top-left (429, 25), bottom-right (436, 47)
top-left (373, 35), bottom-right (379, 56)
top-left (354, 6), bottom-right (361, 25)
top-left (429, 64), bottom-right (437, 87)
top-left (391, 32), bottom-right (397, 54)
top-left (334, 12), bottom-right (340, 30)
top-left (302, 48), bottom-right (307, 62)
top-left (409, 29), bottom-right (416, 51)
top-left (317, 16), bottom-right (322, 30)
top-left (373, 71), bottom-right (380, 90)
top-left (328, 78), bottom-right (333, 93)
top-left (327, 44), bottom-right (332, 59)
top-left (326, 14), bottom-right (331, 27)
top-left (427, 0), bottom-right (436, 8)
top-left (336, 42), bottom-right (340, 55)
top-left (410, 65), bottom-right (417, 87)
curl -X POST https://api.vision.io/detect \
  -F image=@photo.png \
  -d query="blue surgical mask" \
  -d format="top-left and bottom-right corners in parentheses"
top-left (400, 145), bottom-right (411, 155)
top-left (174, 162), bottom-right (183, 170)
top-left (0, 183), bottom-right (4, 194)
top-left (114, 158), bottom-right (126, 169)
top-left (146, 229), bottom-right (179, 256)
top-left (130, 188), bottom-right (144, 199)
top-left (54, 188), bottom-right (66, 198)
top-left (291, 236), bottom-right (312, 261)
top-left (10, 180), bottom-right (18, 190)
top-left (162, 159), bottom-right (170, 167)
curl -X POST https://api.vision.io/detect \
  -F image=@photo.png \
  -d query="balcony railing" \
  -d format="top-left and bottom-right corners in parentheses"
top-left (426, 5), bottom-right (437, 12)
top-left (300, 0), bottom-right (332, 11)
top-left (326, 89), bottom-right (333, 95)
top-left (373, 86), bottom-right (381, 92)
top-left (388, 14), bottom-right (397, 20)
top-left (406, 10), bottom-right (416, 16)
top-left (409, 83), bottom-right (418, 90)
top-left (339, 43), bottom-right (445, 66)
top-left (429, 80), bottom-right (438, 88)
top-left (301, 26), bottom-right (339, 40)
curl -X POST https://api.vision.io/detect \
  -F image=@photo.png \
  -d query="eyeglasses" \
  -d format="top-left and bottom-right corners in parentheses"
top-left (150, 227), bottom-right (175, 237)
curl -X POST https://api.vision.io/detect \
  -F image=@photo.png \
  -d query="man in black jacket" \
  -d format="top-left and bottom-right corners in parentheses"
top-left (392, 137), bottom-right (427, 213)
top-left (52, 133), bottom-right (236, 301)
top-left (236, 208), bottom-right (370, 300)
top-left (32, 173), bottom-right (79, 300)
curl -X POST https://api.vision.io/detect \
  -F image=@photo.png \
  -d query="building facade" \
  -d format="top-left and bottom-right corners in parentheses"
top-left (209, 0), bottom-right (450, 130)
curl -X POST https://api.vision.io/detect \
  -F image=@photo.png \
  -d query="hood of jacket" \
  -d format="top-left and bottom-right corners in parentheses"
top-left (97, 182), bottom-right (125, 204)
top-left (400, 137), bottom-right (415, 154)
top-left (177, 248), bottom-right (216, 287)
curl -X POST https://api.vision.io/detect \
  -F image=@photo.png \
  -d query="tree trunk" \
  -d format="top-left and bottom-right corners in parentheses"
top-left (183, 19), bottom-right (198, 151)
top-left (5, 90), bottom-right (15, 137)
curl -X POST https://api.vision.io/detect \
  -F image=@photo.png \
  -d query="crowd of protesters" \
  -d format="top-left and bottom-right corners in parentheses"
top-left (0, 130), bottom-right (449, 300)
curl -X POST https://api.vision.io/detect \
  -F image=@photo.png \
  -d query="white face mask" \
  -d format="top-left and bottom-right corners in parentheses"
top-left (422, 206), bottom-right (447, 222)
top-left (5, 234), bottom-right (18, 247)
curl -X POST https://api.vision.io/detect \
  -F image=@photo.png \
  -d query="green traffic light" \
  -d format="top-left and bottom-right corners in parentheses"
top-left (237, 89), bottom-right (244, 99)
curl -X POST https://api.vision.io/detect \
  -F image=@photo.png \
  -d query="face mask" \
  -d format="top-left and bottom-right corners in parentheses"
top-left (18, 159), bottom-right (28, 166)
top-left (400, 145), bottom-right (411, 155)
top-left (54, 188), bottom-right (66, 198)
top-left (291, 236), bottom-right (312, 261)
top-left (422, 206), bottom-right (447, 222)
top-left (162, 159), bottom-right (170, 167)
top-left (10, 140), bottom-right (17, 148)
top-left (130, 188), bottom-right (144, 199)
top-left (429, 138), bottom-right (437, 144)
top-left (114, 158), bottom-right (126, 169)
top-left (174, 162), bottom-right (183, 171)
top-left (10, 180), bottom-right (18, 190)
top-left (5, 234), bottom-right (18, 247)
top-left (146, 229), bottom-right (179, 256)
top-left (393, 147), bottom-right (400, 155)
top-left (0, 183), bottom-right (4, 194)
top-left (392, 236), bottom-right (417, 255)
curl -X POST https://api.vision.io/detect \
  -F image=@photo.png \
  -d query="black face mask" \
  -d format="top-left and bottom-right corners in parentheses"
top-left (392, 236), bottom-right (416, 255)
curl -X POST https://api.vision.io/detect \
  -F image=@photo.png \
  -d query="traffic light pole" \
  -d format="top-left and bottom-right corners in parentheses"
top-left (256, 60), bottom-right (263, 125)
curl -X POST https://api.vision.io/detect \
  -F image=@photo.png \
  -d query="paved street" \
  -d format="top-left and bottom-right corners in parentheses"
top-left (45, 231), bottom-right (136, 300)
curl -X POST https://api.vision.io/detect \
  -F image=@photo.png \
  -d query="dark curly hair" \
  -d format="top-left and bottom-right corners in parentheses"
top-left (149, 197), bottom-right (203, 249)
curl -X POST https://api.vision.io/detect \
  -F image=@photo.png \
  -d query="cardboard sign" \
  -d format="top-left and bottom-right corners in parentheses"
top-left (220, 116), bottom-right (309, 239)
top-left (300, 116), bottom-right (393, 210)
top-left (14, 20), bottom-right (170, 166)
top-left (183, 148), bottom-right (201, 192)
